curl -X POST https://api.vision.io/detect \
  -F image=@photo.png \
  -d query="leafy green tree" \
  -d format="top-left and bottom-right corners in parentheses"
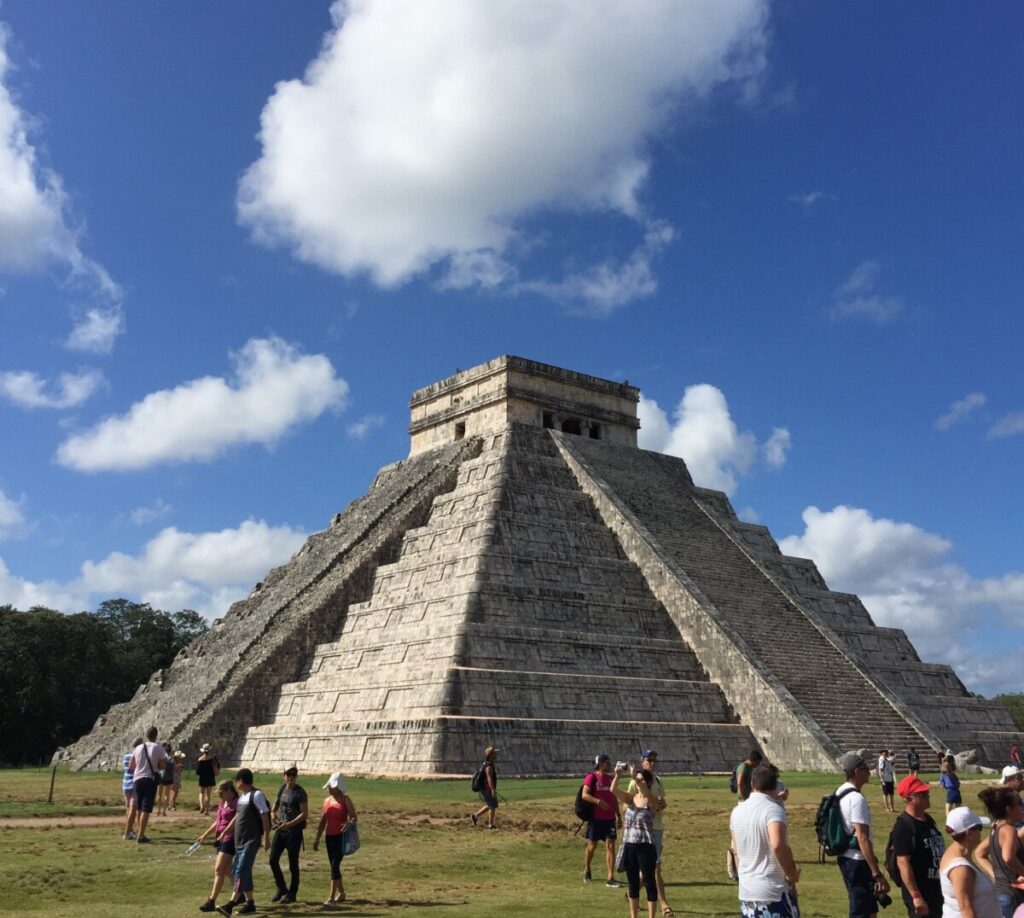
top-left (996, 694), bottom-right (1024, 731)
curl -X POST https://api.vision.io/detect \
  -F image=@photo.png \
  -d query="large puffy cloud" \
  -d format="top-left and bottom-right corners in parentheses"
top-left (0, 518), bottom-right (307, 619)
top-left (57, 337), bottom-right (349, 471)
top-left (780, 505), bottom-right (1024, 695)
top-left (638, 384), bottom-right (789, 495)
top-left (0, 368), bottom-right (104, 409)
top-left (238, 0), bottom-right (767, 309)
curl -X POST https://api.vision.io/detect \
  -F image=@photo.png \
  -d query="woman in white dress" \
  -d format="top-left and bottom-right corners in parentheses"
top-left (941, 806), bottom-right (1001, 918)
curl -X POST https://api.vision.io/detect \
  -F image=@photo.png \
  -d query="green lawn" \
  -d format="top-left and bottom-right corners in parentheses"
top-left (0, 767), bottom-right (967, 916)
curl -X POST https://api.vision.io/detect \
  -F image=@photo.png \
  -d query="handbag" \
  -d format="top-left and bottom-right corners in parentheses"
top-left (614, 842), bottom-right (626, 873)
top-left (342, 822), bottom-right (361, 856)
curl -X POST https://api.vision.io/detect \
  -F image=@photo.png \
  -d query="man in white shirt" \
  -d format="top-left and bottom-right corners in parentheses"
top-left (123, 725), bottom-right (167, 844)
top-left (730, 764), bottom-right (800, 918)
top-left (877, 750), bottom-right (895, 814)
top-left (836, 753), bottom-right (890, 918)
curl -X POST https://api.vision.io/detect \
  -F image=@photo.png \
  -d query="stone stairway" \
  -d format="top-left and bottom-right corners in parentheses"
top-left (555, 434), bottom-right (940, 764)
top-left (241, 426), bottom-right (757, 774)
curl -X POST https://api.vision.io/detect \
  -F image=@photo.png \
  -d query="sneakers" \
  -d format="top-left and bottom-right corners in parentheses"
top-left (271, 890), bottom-right (287, 903)
top-left (122, 831), bottom-right (136, 841)
top-left (485, 825), bottom-right (497, 831)
top-left (279, 895), bottom-right (294, 904)
top-left (323, 901), bottom-right (338, 908)
top-left (236, 904), bottom-right (255, 915)
top-left (583, 869), bottom-right (592, 883)
top-left (198, 901), bottom-right (217, 913)
top-left (215, 904), bottom-right (233, 916)
top-left (136, 835), bottom-right (152, 844)
top-left (605, 878), bottom-right (621, 888)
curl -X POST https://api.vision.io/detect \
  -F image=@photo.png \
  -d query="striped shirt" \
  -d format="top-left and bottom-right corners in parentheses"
top-left (122, 753), bottom-right (134, 792)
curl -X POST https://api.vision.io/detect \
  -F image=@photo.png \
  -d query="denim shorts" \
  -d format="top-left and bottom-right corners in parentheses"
top-left (478, 787), bottom-right (498, 809)
top-left (838, 857), bottom-right (877, 918)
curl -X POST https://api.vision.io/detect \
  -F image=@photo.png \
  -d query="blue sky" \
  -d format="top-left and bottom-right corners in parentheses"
top-left (0, 1), bottom-right (1021, 694)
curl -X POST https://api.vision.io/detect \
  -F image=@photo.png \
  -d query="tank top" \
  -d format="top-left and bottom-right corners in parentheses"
top-left (989, 823), bottom-right (1023, 896)
top-left (940, 857), bottom-right (1001, 918)
top-left (622, 802), bottom-right (656, 845)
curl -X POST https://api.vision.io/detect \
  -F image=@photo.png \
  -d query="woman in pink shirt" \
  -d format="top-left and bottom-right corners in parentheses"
top-left (195, 780), bottom-right (239, 913)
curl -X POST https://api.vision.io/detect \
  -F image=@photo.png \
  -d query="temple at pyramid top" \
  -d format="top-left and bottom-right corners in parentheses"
top-left (59, 355), bottom-right (1024, 776)
top-left (408, 355), bottom-right (641, 455)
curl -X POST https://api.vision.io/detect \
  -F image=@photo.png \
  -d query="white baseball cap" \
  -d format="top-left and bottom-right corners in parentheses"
top-left (323, 772), bottom-right (346, 791)
top-left (1002, 765), bottom-right (1022, 782)
top-left (945, 806), bottom-right (990, 835)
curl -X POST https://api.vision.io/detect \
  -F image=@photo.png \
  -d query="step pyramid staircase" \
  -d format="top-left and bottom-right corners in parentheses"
top-left (61, 356), bottom-right (1024, 773)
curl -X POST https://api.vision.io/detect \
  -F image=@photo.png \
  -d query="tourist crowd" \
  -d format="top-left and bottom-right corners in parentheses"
top-left (117, 730), bottom-right (1024, 917)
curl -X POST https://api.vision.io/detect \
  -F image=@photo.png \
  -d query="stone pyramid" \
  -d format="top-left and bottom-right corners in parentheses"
top-left (61, 356), bottom-right (1022, 774)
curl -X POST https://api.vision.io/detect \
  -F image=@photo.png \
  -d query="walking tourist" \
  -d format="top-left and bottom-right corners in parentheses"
top-left (269, 765), bottom-right (308, 904)
top-left (977, 786), bottom-right (1024, 917)
top-left (471, 745), bottom-right (499, 830)
top-left (908, 749), bottom-right (921, 777)
top-left (581, 753), bottom-right (621, 887)
top-left (196, 779), bottom-right (239, 913)
top-left (610, 763), bottom-right (661, 918)
top-left (215, 768), bottom-right (271, 916)
top-left (124, 726), bottom-right (167, 844)
top-left (890, 775), bottom-right (944, 917)
top-left (156, 741), bottom-right (175, 815)
top-left (313, 772), bottom-right (358, 907)
top-left (729, 763), bottom-right (800, 918)
top-left (879, 750), bottom-right (896, 814)
top-left (169, 750), bottom-right (184, 811)
top-left (835, 752), bottom-right (890, 918)
top-left (196, 743), bottom-right (220, 815)
top-left (940, 807), bottom-right (1000, 918)
top-left (120, 736), bottom-right (143, 838)
top-left (940, 756), bottom-right (963, 816)
top-left (730, 750), bottom-right (764, 880)
top-left (628, 750), bottom-right (673, 917)
top-left (1011, 746), bottom-right (1021, 769)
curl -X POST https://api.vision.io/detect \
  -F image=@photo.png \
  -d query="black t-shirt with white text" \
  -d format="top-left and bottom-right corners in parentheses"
top-left (891, 813), bottom-right (944, 899)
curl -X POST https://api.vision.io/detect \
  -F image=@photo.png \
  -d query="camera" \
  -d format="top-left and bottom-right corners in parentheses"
top-left (876, 891), bottom-right (892, 909)
top-left (615, 761), bottom-right (629, 773)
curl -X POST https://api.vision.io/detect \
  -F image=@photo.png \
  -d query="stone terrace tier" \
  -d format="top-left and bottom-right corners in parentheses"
top-left (241, 426), bottom-right (757, 774)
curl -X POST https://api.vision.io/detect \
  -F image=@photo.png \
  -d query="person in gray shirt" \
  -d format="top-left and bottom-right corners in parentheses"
top-left (269, 766), bottom-right (308, 904)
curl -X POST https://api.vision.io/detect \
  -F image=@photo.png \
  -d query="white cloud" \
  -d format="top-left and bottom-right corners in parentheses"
top-left (57, 337), bottom-right (349, 472)
top-left (0, 518), bottom-right (307, 619)
top-left (934, 391), bottom-right (986, 431)
top-left (787, 190), bottom-right (834, 209)
top-left (779, 504), bottom-right (1024, 695)
top-left (128, 498), bottom-right (173, 526)
top-left (762, 427), bottom-right (791, 469)
top-left (238, 0), bottom-right (767, 309)
top-left (638, 384), bottom-right (788, 495)
top-left (65, 306), bottom-right (125, 354)
top-left (0, 26), bottom-right (119, 312)
top-left (829, 260), bottom-right (904, 324)
top-left (0, 487), bottom-right (26, 540)
top-left (988, 412), bottom-right (1024, 440)
top-left (0, 367), bottom-right (104, 409)
top-left (346, 414), bottom-right (386, 440)
top-left (516, 221), bottom-right (674, 315)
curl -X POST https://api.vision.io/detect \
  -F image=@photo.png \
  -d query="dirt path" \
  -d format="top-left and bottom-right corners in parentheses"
top-left (0, 812), bottom-right (206, 829)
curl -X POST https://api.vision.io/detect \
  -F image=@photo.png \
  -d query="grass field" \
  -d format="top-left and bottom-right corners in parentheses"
top-left (0, 767), bottom-right (968, 917)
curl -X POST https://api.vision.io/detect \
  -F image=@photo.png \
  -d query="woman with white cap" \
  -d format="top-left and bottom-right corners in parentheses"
top-left (313, 773), bottom-right (358, 907)
top-left (940, 805), bottom-right (1000, 917)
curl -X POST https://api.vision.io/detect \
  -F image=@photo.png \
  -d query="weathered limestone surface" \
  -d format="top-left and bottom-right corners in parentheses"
top-left (64, 356), bottom-right (1023, 773)
top-left (58, 438), bottom-right (481, 770)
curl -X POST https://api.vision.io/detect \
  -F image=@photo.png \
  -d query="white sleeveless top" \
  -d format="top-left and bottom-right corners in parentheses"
top-left (940, 857), bottom-right (1001, 918)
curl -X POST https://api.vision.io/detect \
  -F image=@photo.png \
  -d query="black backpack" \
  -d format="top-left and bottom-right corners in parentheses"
top-left (729, 767), bottom-right (739, 795)
top-left (471, 763), bottom-right (486, 793)
top-left (814, 787), bottom-right (861, 857)
top-left (884, 812), bottom-right (929, 889)
top-left (574, 773), bottom-right (595, 822)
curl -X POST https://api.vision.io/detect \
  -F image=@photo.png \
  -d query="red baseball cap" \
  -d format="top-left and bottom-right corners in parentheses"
top-left (897, 775), bottom-right (931, 798)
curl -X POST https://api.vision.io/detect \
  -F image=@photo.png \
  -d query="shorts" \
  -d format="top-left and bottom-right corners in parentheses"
top-left (478, 788), bottom-right (498, 809)
top-left (882, 781), bottom-right (894, 796)
top-left (838, 856), bottom-right (877, 918)
top-left (946, 788), bottom-right (962, 805)
top-left (740, 891), bottom-right (799, 918)
top-left (586, 820), bottom-right (617, 842)
top-left (215, 837), bottom-right (237, 857)
top-left (134, 777), bottom-right (157, 813)
top-left (652, 829), bottom-right (664, 865)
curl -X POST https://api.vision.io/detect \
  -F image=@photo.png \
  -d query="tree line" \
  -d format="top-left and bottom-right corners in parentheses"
top-left (0, 599), bottom-right (208, 766)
